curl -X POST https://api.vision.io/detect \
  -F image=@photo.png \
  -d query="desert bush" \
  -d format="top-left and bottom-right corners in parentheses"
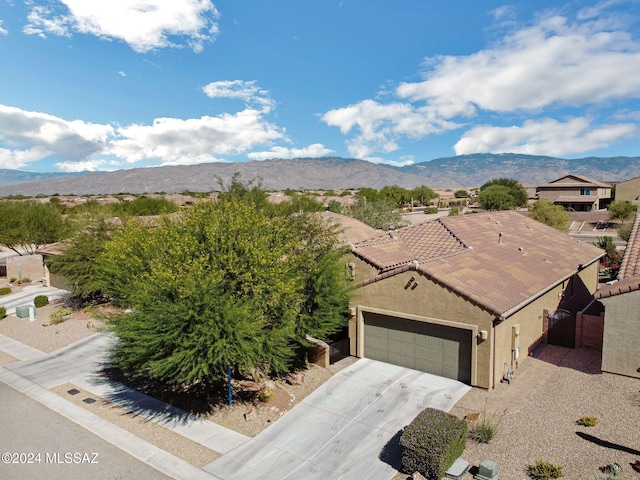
top-left (468, 416), bottom-right (496, 443)
top-left (424, 207), bottom-right (439, 214)
top-left (0, 306), bottom-right (6, 318)
top-left (22, 277), bottom-right (31, 283)
top-left (528, 460), bottom-right (564, 479)
top-left (586, 463), bottom-right (622, 480)
top-left (0, 287), bottom-right (12, 295)
top-left (49, 307), bottom-right (73, 324)
top-left (33, 295), bottom-right (49, 308)
top-left (577, 416), bottom-right (598, 427)
top-left (400, 407), bottom-right (467, 479)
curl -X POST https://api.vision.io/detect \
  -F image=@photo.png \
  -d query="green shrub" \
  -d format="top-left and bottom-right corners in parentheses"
top-left (469, 416), bottom-right (496, 444)
top-left (0, 287), bottom-right (12, 295)
top-left (0, 306), bottom-right (6, 319)
top-left (34, 295), bottom-right (49, 308)
top-left (424, 207), bottom-right (439, 214)
top-left (49, 307), bottom-right (73, 324)
top-left (528, 460), bottom-right (564, 479)
top-left (400, 407), bottom-right (467, 479)
top-left (22, 277), bottom-right (31, 283)
top-left (577, 416), bottom-right (598, 427)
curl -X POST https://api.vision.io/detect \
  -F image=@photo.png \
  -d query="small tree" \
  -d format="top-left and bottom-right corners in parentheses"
top-left (0, 201), bottom-right (69, 255)
top-left (343, 198), bottom-right (408, 230)
top-left (529, 199), bottom-right (571, 232)
top-left (454, 189), bottom-right (469, 198)
top-left (608, 200), bottom-right (636, 226)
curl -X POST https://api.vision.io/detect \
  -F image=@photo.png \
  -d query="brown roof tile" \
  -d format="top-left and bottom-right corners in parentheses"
top-left (352, 211), bottom-right (604, 317)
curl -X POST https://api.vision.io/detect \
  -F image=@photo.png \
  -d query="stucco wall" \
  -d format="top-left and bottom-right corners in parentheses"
top-left (615, 177), bottom-right (640, 203)
top-left (348, 256), bottom-right (600, 389)
top-left (5, 254), bottom-right (44, 282)
top-left (600, 289), bottom-right (640, 379)
top-left (349, 256), bottom-right (494, 388)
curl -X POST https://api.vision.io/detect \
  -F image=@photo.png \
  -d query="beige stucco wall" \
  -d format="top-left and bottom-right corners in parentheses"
top-left (348, 256), bottom-right (600, 389)
top-left (615, 177), bottom-right (640, 203)
top-left (5, 254), bottom-right (44, 282)
top-left (600, 290), bottom-right (640, 379)
top-left (349, 256), bottom-right (494, 388)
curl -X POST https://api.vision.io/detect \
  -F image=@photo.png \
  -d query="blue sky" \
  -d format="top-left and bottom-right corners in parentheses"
top-left (0, 0), bottom-right (639, 173)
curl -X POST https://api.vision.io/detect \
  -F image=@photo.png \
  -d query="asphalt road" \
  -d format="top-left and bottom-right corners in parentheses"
top-left (0, 381), bottom-right (172, 480)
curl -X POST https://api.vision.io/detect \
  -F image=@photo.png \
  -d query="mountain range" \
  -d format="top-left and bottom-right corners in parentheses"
top-left (0, 154), bottom-right (638, 196)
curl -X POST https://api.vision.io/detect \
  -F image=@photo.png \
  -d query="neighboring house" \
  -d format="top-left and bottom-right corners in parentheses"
top-left (346, 211), bottom-right (603, 389)
top-left (593, 213), bottom-right (640, 379)
top-left (536, 174), bottom-right (612, 211)
top-left (613, 175), bottom-right (640, 204)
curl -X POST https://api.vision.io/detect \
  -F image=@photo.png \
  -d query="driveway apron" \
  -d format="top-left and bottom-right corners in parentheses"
top-left (204, 358), bottom-right (470, 480)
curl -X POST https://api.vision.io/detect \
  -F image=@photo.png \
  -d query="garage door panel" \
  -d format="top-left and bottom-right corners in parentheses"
top-left (363, 312), bottom-right (472, 384)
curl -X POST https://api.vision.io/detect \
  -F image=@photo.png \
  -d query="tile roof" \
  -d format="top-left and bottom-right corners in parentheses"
top-left (596, 210), bottom-right (640, 299)
top-left (352, 211), bottom-right (604, 318)
top-left (319, 211), bottom-right (382, 245)
top-left (538, 174), bottom-right (612, 188)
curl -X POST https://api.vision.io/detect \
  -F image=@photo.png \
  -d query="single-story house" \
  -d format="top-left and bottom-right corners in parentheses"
top-left (536, 174), bottom-right (612, 211)
top-left (347, 211), bottom-right (604, 389)
top-left (593, 213), bottom-right (640, 379)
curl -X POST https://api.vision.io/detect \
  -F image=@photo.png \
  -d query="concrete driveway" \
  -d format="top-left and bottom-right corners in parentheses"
top-left (0, 285), bottom-right (68, 314)
top-left (204, 358), bottom-right (470, 480)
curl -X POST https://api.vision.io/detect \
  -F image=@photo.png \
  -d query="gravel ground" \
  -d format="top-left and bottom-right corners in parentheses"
top-left (199, 365), bottom-right (335, 437)
top-left (395, 348), bottom-right (640, 480)
top-left (0, 303), bottom-right (104, 357)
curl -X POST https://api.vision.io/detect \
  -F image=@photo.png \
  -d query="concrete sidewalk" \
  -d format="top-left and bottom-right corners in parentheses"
top-left (0, 333), bottom-right (249, 480)
top-left (0, 285), bottom-right (68, 314)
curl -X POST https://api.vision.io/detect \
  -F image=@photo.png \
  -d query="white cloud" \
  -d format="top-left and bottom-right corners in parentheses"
top-left (55, 159), bottom-right (115, 172)
top-left (23, 0), bottom-right (220, 53)
top-left (247, 143), bottom-right (334, 160)
top-left (397, 15), bottom-right (640, 114)
top-left (107, 109), bottom-right (286, 164)
top-left (322, 5), bottom-right (640, 158)
top-left (454, 117), bottom-right (638, 156)
top-left (0, 102), bottom-right (291, 170)
top-left (202, 80), bottom-right (275, 112)
top-left (0, 147), bottom-right (53, 169)
top-left (322, 99), bottom-right (459, 158)
top-left (0, 105), bottom-right (113, 164)
top-left (0, 20), bottom-right (8, 35)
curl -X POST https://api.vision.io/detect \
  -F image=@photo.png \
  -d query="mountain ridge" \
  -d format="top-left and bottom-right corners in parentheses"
top-left (0, 154), bottom-right (638, 195)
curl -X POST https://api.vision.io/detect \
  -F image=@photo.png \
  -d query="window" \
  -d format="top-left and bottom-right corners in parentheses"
top-left (580, 188), bottom-right (591, 196)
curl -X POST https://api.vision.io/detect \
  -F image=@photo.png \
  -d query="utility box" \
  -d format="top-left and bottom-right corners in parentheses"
top-left (474, 459), bottom-right (499, 480)
top-left (16, 305), bottom-right (36, 321)
top-left (511, 324), bottom-right (520, 350)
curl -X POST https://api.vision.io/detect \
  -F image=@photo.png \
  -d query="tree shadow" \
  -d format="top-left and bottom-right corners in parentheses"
top-left (91, 366), bottom-right (254, 426)
top-left (379, 428), bottom-right (404, 471)
top-left (576, 431), bottom-right (640, 456)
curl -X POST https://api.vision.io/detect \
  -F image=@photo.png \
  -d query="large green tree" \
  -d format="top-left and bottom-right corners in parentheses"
top-left (478, 178), bottom-right (528, 211)
top-left (100, 197), bottom-right (349, 388)
top-left (528, 199), bottom-right (571, 232)
top-left (0, 201), bottom-right (68, 255)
